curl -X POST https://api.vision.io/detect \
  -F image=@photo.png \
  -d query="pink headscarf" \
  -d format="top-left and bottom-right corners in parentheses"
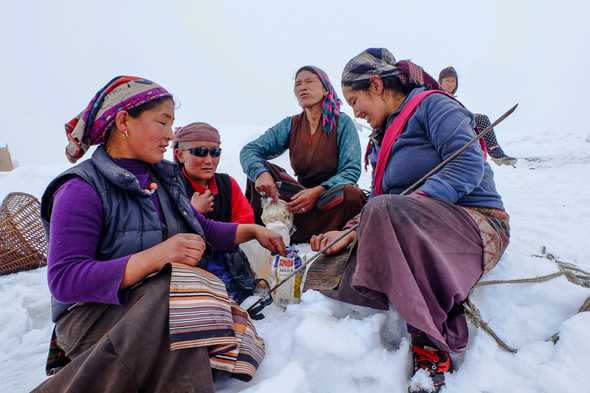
top-left (172, 122), bottom-right (221, 162)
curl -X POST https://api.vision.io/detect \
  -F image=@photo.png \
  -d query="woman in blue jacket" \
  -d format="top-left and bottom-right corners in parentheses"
top-left (310, 49), bottom-right (510, 393)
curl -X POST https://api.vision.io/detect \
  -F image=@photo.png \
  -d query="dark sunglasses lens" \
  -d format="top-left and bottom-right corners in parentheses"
top-left (189, 147), bottom-right (209, 157)
top-left (188, 147), bottom-right (222, 157)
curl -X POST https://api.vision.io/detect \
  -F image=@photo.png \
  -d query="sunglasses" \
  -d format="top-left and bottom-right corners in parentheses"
top-left (185, 146), bottom-right (222, 158)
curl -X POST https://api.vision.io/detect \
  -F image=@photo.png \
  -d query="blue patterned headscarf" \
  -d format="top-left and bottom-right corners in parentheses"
top-left (296, 66), bottom-right (341, 135)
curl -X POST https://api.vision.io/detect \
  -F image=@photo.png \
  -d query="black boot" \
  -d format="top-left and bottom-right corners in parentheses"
top-left (488, 146), bottom-right (517, 167)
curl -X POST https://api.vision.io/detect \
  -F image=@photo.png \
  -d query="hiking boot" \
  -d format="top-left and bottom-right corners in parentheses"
top-left (488, 146), bottom-right (517, 167)
top-left (408, 343), bottom-right (453, 393)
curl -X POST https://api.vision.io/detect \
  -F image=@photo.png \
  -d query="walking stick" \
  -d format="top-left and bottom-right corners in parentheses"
top-left (247, 103), bottom-right (518, 320)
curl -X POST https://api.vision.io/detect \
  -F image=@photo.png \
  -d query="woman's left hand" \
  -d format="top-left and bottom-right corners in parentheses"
top-left (310, 230), bottom-right (356, 255)
top-left (287, 186), bottom-right (324, 214)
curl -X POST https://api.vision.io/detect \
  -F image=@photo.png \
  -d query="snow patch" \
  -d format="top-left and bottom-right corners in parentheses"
top-left (409, 369), bottom-right (435, 392)
top-left (1, 124), bottom-right (589, 392)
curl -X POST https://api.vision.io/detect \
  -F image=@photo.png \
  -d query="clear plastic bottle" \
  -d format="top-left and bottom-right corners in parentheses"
top-left (270, 247), bottom-right (304, 307)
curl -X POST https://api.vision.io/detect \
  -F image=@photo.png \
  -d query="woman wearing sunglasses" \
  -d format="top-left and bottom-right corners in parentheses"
top-left (174, 122), bottom-right (254, 224)
top-left (174, 122), bottom-right (257, 303)
top-left (240, 66), bottom-right (366, 243)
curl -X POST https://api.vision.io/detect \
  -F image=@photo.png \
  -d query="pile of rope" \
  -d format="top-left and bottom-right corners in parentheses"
top-left (464, 246), bottom-right (590, 353)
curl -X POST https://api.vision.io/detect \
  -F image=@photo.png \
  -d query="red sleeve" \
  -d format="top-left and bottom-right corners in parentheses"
top-left (228, 176), bottom-right (255, 224)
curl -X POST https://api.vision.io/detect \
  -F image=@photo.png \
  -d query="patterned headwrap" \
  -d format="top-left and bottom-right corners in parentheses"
top-left (438, 66), bottom-right (459, 95)
top-left (341, 48), bottom-right (440, 90)
top-left (296, 66), bottom-right (341, 135)
top-left (65, 75), bottom-right (172, 163)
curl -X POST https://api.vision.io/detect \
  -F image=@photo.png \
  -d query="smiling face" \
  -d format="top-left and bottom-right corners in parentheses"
top-left (112, 98), bottom-right (175, 164)
top-left (342, 81), bottom-right (391, 130)
top-left (440, 76), bottom-right (457, 95)
top-left (293, 70), bottom-right (326, 109)
top-left (175, 140), bottom-right (221, 182)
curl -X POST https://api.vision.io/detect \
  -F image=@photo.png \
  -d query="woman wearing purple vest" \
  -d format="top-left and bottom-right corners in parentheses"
top-left (33, 76), bottom-right (284, 392)
top-left (310, 49), bottom-right (510, 392)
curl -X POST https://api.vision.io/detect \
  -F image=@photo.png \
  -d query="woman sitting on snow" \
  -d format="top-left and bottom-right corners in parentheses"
top-left (310, 49), bottom-right (510, 392)
top-left (240, 66), bottom-right (366, 243)
top-left (174, 122), bottom-right (256, 303)
top-left (439, 66), bottom-right (517, 166)
top-left (34, 76), bottom-right (285, 393)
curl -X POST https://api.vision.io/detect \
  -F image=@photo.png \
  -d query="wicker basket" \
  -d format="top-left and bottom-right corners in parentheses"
top-left (0, 192), bottom-right (48, 275)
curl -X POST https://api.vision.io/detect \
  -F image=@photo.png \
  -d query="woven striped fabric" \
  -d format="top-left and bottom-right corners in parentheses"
top-left (463, 207), bottom-right (510, 274)
top-left (169, 263), bottom-right (265, 381)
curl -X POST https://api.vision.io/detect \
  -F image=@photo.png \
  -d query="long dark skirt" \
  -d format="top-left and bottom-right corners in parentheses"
top-left (32, 271), bottom-right (215, 393)
top-left (323, 194), bottom-right (494, 353)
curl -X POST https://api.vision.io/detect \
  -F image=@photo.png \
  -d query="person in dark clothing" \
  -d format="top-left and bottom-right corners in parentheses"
top-left (439, 66), bottom-right (517, 166)
top-left (174, 122), bottom-right (254, 224)
top-left (174, 122), bottom-right (257, 303)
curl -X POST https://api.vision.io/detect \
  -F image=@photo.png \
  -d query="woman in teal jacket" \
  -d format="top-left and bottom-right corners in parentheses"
top-left (240, 65), bottom-right (366, 243)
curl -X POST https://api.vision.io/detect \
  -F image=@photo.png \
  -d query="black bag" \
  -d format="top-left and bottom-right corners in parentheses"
top-left (222, 248), bottom-right (256, 304)
top-left (200, 248), bottom-right (256, 304)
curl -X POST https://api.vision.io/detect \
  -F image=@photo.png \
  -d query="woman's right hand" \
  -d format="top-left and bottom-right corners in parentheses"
top-left (253, 226), bottom-right (286, 256)
top-left (255, 171), bottom-right (279, 201)
top-left (310, 230), bottom-right (356, 255)
top-left (191, 190), bottom-right (214, 214)
top-left (153, 233), bottom-right (206, 267)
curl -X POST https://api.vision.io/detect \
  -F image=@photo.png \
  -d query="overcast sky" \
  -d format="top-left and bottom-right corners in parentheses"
top-left (1, 0), bottom-right (589, 163)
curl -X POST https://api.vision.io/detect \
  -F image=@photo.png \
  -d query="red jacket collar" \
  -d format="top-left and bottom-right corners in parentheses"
top-left (182, 167), bottom-right (218, 195)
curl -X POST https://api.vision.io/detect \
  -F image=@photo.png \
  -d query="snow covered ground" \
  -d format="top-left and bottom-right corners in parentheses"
top-left (1, 121), bottom-right (589, 393)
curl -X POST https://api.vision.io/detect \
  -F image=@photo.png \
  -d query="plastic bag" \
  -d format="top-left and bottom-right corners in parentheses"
top-left (243, 197), bottom-right (302, 305)
top-left (260, 198), bottom-right (293, 229)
